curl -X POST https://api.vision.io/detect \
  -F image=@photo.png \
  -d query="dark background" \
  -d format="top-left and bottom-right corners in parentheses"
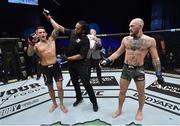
top-left (1, 0), bottom-right (180, 37)
top-left (0, 0), bottom-right (180, 83)
top-left (0, 0), bottom-right (180, 68)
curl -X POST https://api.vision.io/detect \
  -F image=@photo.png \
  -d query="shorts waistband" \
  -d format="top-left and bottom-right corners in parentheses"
top-left (124, 63), bottom-right (144, 69)
top-left (42, 63), bottom-right (57, 68)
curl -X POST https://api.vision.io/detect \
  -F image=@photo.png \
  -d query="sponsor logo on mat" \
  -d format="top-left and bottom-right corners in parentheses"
top-left (41, 119), bottom-right (112, 126)
top-left (146, 81), bottom-right (180, 98)
top-left (42, 119), bottom-right (142, 126)
top-left (67, 76), bottom-right (119, 86)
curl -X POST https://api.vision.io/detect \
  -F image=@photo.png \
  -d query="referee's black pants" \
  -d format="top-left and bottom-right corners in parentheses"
top-left (68, 62), bottom-right (97, 105)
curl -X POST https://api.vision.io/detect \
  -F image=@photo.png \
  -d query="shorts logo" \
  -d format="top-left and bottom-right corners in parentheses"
top-left (76, 38), bottom-right (80, 43)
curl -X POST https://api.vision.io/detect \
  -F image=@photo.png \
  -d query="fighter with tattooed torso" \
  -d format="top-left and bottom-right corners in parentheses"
top-left (101, 18), bottom-right (164, 120)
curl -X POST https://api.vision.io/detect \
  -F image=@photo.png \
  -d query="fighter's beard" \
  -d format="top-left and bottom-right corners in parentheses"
top-left (129, 32), bottom-right (136, 38)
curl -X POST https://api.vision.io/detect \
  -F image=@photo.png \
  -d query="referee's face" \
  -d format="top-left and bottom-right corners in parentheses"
top-left (75, 23), bottom-right (83, 35)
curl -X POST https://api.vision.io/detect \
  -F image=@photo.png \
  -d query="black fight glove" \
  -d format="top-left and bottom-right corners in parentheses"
top-left (156, 71), bottom-right (165, 85)
top-left (28, 33), bottom-right (37, 46)
top-left (43, 8), bottom-right (52, 20)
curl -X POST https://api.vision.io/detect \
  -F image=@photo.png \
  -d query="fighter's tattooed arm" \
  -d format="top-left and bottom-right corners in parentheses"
top-left (149, 37), bottom-right (162, 72)
top-left (152, 59), bottom-right (161, 72)
top-left (50, 18), bottom-right (65, 34)
top-left (51, 29), bottom-right (59, 40)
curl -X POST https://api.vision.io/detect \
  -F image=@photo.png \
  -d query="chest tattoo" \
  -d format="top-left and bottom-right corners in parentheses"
top-left (130, 38), bottom-right (146, 50)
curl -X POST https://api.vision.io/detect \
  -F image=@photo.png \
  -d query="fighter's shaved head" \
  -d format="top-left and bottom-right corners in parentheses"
top-left (130, 18), bottom-right (144, 28)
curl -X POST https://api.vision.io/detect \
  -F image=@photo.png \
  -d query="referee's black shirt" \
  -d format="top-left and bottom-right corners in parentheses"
top-left (64, 29), bottom-right (90, 64)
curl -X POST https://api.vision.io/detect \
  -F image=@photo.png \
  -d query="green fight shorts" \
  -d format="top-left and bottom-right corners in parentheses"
top-left (121, 63), bottom-right (145, 81)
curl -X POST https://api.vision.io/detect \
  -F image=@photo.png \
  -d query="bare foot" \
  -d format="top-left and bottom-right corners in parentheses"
top-left (112, 110), bottom-right (121, 118)
top-left (135, 110), bottom-right (143, 120)
top-left (60, 104), bottom-right (68, 113)
top-left (49, 104), bottom-right (57, 113)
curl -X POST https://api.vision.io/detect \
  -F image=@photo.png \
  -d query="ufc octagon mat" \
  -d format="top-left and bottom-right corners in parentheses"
top-left (0, 70), bottom-right (180, 126)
